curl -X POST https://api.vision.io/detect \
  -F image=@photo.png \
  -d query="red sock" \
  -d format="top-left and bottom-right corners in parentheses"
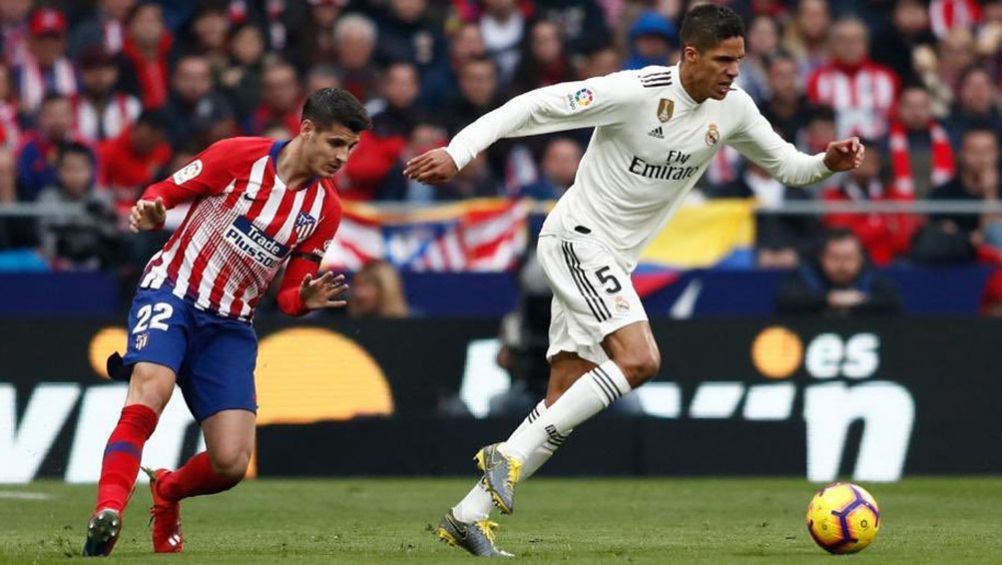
top-left (157, 452), bottom-right (239, 502)
top-left (95, 404), bottom-right (158, 513)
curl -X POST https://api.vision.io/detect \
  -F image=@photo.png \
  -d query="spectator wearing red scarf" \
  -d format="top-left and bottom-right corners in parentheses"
top-left (886, 85), bottom-right (955, 200)
top-left (119, 3), bottom-right (171, 109)
top-left (807, 18), bottom-right (899, 139)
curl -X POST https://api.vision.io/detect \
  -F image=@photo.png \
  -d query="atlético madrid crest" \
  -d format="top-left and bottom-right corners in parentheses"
top-left (295, 212), bottom-right (316, 240)
top-left (657, 98), bottom-right (674, 123)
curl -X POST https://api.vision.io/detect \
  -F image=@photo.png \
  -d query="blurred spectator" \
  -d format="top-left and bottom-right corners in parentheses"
top-left (736, 15), bottom-right (781, 103)
top-left (304, 64), bottom-right (341, 97)
top-left (442, 57), bottom-right (501, 137)
top-left (343, 63), bottom-right (420, 201)
top-left (807, 17), bottom-right (899, 138)
top-left (823, 139), bottom-right (917, 266)
top-left (37, 142), bottom-right (119, 270)
top-left (775, 228), bottom-right (903, 317)
top-left (518, 137), bottom-right (581, 200)
top-left (174, 4), bottom-right (231, 78)
top-left (976, 0), bottom-right (1002, 61)
top-left (0, 63), bottom-right (21, 149)
top-left (377, 0), bottom-right (446, 82)
top-left (119, 2), bottom-right (172, 110)
top-left (870, 0), bottom-right (936, 85)
top-left (801, 105), bottom-right (839, 156)
top-left (73, 47), bottom-right (142, 143)
top-left (709, 159), bottom-right (820, 266)
top-left (70, 0), bottom-right (136, 56)
top-left (917, 128), bottom-right (1000, 263)
top-left (220, 23), bottom-right (266, 121)
top-left (782, 0), bottom-right (831, 77)
top-left (887, 85), bottom-right (955, 199)
top-left (580, 46), bottom-right (621, 79)
top-left (347, 259), bottom-right (410, 318)
top-left (761, 54), bottom-right (810, 143)
top-left (16, 94), bottom-right (81, 201)
top-left (380, 122), bottom-right (448, 202)
top-left (334, 14), bottom-right (379, 103)
top-left (436, 152), bottom-right (503, 200)
top-left (244, 59), bottom-right (301, 136)
top-left (508, 20), bottom-right (575, 96)
top-left (479, 0), bottom-right (526, 83)
top-left (535, 0), bottom-right (610, 56)
top-left (944, 67), bottom-right (1002, 146)
top-left (162, 54), bottom-right (235, 148)
top-left (287, 0), bottom-right (345, 73)
top-left (13, 8), bottom-right (77, 116)
top-left (419, 22), bottom-right (485, 108)
top-left (931, 27), bottom-right (976, 97)
top-left (0, 0), bottom-right (31, 66)
top-left (929, 0), bottom-right (982, 39)
top-left (623, 11), bottom-right (675, 70)
top-left (97, 110), bottom-right (171, 220)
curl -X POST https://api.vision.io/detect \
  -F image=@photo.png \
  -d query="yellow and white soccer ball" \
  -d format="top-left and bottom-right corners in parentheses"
top-left (806, 482), bottom-right (880, 554)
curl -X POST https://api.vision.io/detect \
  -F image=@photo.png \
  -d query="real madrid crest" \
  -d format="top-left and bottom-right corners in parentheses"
top-left (705, 123), bottom-right (720, 146)
top-left (657, 98), bottom-right (674, 123)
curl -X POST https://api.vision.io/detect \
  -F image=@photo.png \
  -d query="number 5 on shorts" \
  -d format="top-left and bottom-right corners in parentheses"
top-left (595, 266), bottom-right (622, 293)
top-left (133, 303), bottom-right (174, 334)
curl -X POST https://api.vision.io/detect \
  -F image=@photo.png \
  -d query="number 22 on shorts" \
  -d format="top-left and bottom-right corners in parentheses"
top-left (133, 302), bottom-right (174, 333)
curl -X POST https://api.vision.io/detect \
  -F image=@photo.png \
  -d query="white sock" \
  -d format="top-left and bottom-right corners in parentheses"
top-left (501, 360), bottom-right (630, 462)
top-left (452, 400), bottom-right (549, 523)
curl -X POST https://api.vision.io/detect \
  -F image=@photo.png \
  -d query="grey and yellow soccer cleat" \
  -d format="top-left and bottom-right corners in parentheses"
top-left (82, 508), bottom-right (122, 556)
top-left (435, 510), bottom-right (513, 557)
top-left (474, 443), bottom-right (522, 515)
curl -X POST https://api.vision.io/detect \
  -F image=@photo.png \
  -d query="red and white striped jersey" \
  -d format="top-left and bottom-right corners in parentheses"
top-left (139, 137), bottom-right (342, 322)
top-left (806, 62), bottom-right (899, 139)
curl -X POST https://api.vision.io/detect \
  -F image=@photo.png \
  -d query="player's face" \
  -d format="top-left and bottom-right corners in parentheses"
top-left (304, 121), bottom-right (360, 178)
top-left (684, 36), bottom-right (745, 101)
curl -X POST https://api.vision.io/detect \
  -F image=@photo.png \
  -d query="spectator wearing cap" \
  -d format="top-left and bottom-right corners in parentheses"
top-left (13, 7), bottom-right (78, 115)
top-left (243, 59), bottom-right (301, 136)
top-left (70, 0), bottom-right (136, 56)
top-left (97, 110), bottom-right (171, 220)
top-left (73, 47), bottom-right (142, 143)
top-left (775, 228), bottom-right (903, 317)
top-left (508, 20), bottom-right (576, 97)
top-left (623, 11), bottom-right (676, 70)
top-left (807, 17), bottom-right (899, 139)
top-left (16, 94), bottom-right (85, 202)
top-left (886, 85), bottom-right (955, 200)
top-left (162, 53), bottom-right (236, 148)
top-left (119, 2), bottom-right (172, 110)
top-left (822, 139), bottom-right (918, 266)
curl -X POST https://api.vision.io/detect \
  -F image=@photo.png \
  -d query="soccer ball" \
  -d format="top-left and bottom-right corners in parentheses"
top-left (806, 482), bottom-right (880, 554)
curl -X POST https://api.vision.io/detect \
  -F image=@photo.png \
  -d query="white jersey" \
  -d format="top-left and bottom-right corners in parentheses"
top-left (446, 64), bottom-right (834, 271)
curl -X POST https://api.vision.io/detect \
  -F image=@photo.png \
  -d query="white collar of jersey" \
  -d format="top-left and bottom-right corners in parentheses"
top-left (669, 63), bottom-right (699, 108)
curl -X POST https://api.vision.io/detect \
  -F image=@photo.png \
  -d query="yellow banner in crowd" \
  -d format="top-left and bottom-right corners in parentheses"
top-left (639, 199), bottom-right (756, 269)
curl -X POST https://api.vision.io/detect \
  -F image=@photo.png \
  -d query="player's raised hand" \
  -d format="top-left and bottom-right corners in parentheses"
top-left (300, 271), bottom-right (349, 310)
top-left (823, 137), bottom-right (865, 172)
top-left (403, 148), bottom-right (459, 185)
top-left (129, 198), bottom-right (166, 233)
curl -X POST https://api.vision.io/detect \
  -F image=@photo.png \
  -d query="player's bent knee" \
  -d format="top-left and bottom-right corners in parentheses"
top-left (126, 364), bottom-right (175, 413)
top-left (209, 449), bottom-right (251, 484)
top-left (617, 349), bottom-right (661, 387)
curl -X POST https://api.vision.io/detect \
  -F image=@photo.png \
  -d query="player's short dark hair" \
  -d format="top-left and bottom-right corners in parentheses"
top-left (679, 4), bottom-right (745, 53)
top-left (302, 87), bottom-right (371, 133)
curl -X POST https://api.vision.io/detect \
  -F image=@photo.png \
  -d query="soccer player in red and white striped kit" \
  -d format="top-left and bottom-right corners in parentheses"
top-left (82, 88), bottom-right (370, 556)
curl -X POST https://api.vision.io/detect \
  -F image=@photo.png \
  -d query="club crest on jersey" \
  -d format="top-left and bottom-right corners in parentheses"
top-left (171, 159), bottom-right (203, 185)
top-left (705, 123), bottom-right (720, 146)
top-left (295, 212), bottom-right (317, 240)
top-left (657, 98), bottom-right (674, 123)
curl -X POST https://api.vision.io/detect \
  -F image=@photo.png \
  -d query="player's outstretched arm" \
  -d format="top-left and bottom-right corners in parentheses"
top-left (128, 197), bottom-right (166, 233)
top-left (404, 148), bottom-right (459, 185)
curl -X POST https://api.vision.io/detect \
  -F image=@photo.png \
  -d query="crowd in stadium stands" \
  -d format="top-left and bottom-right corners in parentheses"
top-left (0, 0), bottom-right (1000, 286)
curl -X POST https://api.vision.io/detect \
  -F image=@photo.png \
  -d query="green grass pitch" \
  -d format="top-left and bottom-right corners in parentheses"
top-left (1, 477), bottom-right (999, 563)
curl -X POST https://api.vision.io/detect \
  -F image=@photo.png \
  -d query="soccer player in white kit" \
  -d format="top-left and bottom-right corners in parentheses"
top-left (405, 5), bottom-right (864, 556)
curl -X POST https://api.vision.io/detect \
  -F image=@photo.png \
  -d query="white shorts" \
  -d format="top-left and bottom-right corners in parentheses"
top-left (537, 234), bottom-right (648, 365)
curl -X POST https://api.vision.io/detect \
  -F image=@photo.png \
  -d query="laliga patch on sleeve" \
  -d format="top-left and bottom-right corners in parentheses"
top-left (565, 87), bottom-right (595, 112)
top-left (172, 159), bottom-right (203, 185)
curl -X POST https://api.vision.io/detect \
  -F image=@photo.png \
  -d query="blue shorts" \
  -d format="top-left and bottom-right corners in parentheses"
top-left (121, 284), bottom-right (258, 422)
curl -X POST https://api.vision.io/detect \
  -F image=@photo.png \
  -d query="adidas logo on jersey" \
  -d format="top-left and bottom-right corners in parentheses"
top-left (647, 126), bottom-right (664, 139)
